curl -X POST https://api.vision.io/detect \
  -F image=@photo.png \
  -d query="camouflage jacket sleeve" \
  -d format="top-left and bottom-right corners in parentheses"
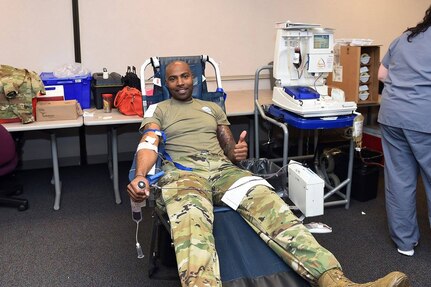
top-left (0, 65), bottom-right (46, 123)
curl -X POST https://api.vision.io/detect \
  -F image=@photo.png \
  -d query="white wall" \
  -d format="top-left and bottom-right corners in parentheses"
top-left (1, 0), bottom-right (429, 167)
top-left (2, 0), bottom-right (429, 87)
top-left (0, 1), bottom-right (75, 73)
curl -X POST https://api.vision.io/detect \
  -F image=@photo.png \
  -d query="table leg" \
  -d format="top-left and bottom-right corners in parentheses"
top-left (50, 132), bottom-right (61, 210)
top-left (344, 139), bottom-right (354, 209)
top-left (107, 129), bottom-right (113, 180)
top-left (111, 126), bottom-right (122, 204)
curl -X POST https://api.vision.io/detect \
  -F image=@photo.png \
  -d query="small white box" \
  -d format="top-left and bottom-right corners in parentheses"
top-left (36, 85), bottom-right (65, 102)
top-left (288, 161), bottom-right (324, 217)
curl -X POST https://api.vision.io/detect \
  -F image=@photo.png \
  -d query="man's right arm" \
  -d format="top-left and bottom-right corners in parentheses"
top-left (127, 122), bottom-right (161, 202)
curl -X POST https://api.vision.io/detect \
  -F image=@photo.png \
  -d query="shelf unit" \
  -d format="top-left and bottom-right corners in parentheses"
top-left (327, 45), bottom-right (380, 105)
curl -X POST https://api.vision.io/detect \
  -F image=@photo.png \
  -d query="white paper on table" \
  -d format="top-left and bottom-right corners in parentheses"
top-left (83, 110), bottom-right (95, 117)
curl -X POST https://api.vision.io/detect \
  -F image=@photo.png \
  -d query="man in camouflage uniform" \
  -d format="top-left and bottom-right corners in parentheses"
top-left (127, 61), bottom-right (410, 287)
top-left (0, 64), bottom-right (45, 123)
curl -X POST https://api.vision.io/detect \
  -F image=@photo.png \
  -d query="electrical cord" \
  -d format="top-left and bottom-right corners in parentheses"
top-left (313, 72), bottom-right (323, 91)
top-left (150, 161), bottom-right (306, 194)
top-left (357, 149), bottom-right (384, 168)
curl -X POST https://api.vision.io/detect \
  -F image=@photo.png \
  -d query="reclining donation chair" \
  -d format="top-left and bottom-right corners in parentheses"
top-left (129, 55), bottom-right (309, 286)
top-left (0, 124), bottom-right (28, 211)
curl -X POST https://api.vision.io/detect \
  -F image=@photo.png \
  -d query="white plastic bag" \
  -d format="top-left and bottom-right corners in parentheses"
top-left (53, 63), bottom-right (90, 78)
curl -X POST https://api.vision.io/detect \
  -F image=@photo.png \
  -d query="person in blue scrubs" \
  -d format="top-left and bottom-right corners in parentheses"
top-left (378, 4), bottom-right (431, 257)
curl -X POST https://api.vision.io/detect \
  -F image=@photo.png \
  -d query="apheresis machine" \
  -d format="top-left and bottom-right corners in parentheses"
top-left (257, 22), bottom-right (359, 218)
top-left (272, 21), bottom-right (357, 118)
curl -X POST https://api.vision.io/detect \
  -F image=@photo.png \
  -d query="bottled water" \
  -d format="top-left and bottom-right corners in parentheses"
top-left (352, 112), bottom-right (364, 151)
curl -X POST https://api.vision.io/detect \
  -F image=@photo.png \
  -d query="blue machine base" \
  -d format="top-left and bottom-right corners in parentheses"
top-left (268, 105), bottom-right (355, 130)
top-left (283, 86), bottom-right (320, 100)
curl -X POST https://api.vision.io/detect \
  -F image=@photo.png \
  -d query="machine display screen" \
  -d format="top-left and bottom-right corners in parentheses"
top-left (313, 35), bottom-right (330, 49)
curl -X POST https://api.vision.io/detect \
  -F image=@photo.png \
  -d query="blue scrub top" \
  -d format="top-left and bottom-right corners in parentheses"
top-left (378, 29), bottom-right (431, 133)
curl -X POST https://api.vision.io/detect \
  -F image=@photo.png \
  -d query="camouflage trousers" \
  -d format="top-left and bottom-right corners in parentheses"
top-left (156, 152), bottom-right (341, 287)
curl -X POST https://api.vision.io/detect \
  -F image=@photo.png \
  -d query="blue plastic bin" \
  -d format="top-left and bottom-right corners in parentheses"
top-left (268, 105), bottom-right (355, 129)
top-left (40, 72), bottom-right (92, 109)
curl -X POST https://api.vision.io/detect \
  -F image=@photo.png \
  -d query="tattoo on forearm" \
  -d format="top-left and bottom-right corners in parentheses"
top-left (217, 126), bottom-right (235, 159)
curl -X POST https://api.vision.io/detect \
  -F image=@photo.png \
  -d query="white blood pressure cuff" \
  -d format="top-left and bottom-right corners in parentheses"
top-left (221, 176), bottom-right (274, 210)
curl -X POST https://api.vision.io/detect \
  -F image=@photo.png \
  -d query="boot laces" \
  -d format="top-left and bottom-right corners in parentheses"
top-left (330, 269), bottom-right (373, 287)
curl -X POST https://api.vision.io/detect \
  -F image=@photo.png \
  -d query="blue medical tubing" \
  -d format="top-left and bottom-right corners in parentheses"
top-left (147, 171), bottom-right (165, 184)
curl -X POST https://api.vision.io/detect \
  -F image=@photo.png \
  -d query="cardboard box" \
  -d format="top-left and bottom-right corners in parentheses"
top-left (32, 85), bottom-right (65, 117)
top-left (36, 100), bottom-right (82, 121)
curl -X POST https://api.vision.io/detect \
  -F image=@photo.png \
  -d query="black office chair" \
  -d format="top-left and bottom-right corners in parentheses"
top-left (0, 124), bottom-right (28, 211)
top-left (127, 55), bottom-right (309, 286)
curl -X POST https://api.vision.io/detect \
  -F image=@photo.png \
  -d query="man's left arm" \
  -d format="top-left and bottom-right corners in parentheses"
top-left (217, 125), bottom-right (248, 163)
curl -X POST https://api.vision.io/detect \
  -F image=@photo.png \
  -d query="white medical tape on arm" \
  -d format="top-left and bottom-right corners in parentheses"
top-left (221, 176), bottom-right (274, 210)
top-left (144, 135), bottom-right (157, 145)
top-left (136, 142), bottom-right (158, 153)
top-left (141, 129), bottom-right (163, 140)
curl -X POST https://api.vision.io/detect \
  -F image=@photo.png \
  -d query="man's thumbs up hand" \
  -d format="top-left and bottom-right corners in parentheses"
top-left (238, 130), bottom-right (247, 144)
top-left (234, 130), bottom-right (248, 162)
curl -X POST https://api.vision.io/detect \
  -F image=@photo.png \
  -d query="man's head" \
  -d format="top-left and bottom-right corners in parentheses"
top-left (165, 61), bottom-right (194, 101)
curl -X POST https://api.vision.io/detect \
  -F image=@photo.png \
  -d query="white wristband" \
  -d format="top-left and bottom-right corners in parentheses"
top-left (136, 142), bottom-right (158, 153)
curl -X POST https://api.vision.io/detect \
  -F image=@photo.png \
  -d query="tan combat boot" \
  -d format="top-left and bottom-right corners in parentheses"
top-left (318, 268), bottom-right (410, 287)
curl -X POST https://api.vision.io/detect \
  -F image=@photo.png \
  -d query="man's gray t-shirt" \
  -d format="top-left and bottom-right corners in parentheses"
top-left (140, 98), bottom-right (230, 162)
